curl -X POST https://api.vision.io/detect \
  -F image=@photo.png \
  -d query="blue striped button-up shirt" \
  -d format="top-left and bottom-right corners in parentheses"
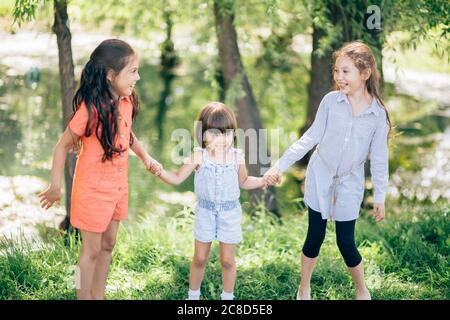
top-left (276, 90), bottom-right (389, 221)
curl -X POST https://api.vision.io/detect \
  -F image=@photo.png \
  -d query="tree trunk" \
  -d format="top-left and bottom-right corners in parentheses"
top-left (213, 0), bottom-right (278, 215)
top-left (52, 0), bottom-right (76, 232)
top-left (298, 24), bottom-right (334, 167)
top-left (156, 11), bottom-right (178, 149)
top-left (215, 66), bottom-right (226, 102)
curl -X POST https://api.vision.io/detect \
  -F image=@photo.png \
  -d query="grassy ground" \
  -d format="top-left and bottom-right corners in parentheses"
top-left (1, 197), bottom-right (448, 300)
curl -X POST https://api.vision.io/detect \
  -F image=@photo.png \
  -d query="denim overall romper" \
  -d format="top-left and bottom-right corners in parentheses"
top-left (193, 147), bottom-right (243, 244)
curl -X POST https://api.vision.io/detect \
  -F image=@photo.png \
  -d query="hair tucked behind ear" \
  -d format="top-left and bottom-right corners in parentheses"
top-left (72, 39), bottom-right (139, 161)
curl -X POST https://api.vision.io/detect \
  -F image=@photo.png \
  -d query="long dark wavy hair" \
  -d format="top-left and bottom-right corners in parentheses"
top-left (72, 39), bottom-right (139, 161)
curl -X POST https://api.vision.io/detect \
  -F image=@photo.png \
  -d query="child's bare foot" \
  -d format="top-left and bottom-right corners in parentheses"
top-left (296, 287), bottom-right (311, 300)
top-left (355, 287), bottom-right (371, 300)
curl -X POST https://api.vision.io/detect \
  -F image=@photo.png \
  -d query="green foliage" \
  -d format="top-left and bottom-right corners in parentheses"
top-left (0, 199), bottom-right (448, 300)
top-left (13, 0), bottom-right (43, 25)
top-left (380, 0), bottom-right (449, 60)
top-left (214, 0), bottom-right (235, 17)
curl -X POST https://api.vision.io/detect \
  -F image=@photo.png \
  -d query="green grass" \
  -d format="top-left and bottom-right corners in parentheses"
top-left (0, 198), bottom-right (448, 300)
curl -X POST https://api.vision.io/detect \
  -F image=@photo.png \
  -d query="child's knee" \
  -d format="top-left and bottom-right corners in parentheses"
top-left (101, 237), bottom-right (117, 253)
top-left (336, 234), bottom-right (356, 252)
top-left (193, 254), bottom-right (209, 268)
top-left (336, 235), bottom-right (361, 267)
top-left (302, 233), bottom-right (325, 258)
top-left (84, 246), bottom-right (102, 262)
top-left (220, 256), bottom-right (235, 270)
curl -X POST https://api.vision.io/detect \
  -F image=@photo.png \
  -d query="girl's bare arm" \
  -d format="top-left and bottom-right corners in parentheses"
top-left (237, 154), bottom-right (266, 190)
top-left (39, 127), bottom-right (79, 209)
top-left (130, 131), bottom-right (160, 170)
top-left (130, 132), bottom-right (148, 159)
top-left (158, 152), bottom-right (200, 186)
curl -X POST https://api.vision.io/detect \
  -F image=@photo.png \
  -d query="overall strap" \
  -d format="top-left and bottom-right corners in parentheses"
top-left (233, 148), bottom-right (242, 170)
top-left (193, 147), bottom-right (205, 170)
top-left (199, 147), bottom-right (209, 163)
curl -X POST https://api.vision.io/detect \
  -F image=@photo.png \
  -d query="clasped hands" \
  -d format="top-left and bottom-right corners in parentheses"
top-left (144, 156), bottom-right (163, 176)
top-left (262, 166), bottom-right (282, 187)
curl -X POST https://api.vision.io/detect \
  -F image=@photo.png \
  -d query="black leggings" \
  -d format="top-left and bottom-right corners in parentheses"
top-left (302, 206), bottom-right (362, 268)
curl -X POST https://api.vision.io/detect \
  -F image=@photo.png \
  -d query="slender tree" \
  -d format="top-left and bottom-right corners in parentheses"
top-left (155, 9), bottom-right (180, 148)
top-left (52, 0), bottom-right (76, 231)
top-left (213, 0), bottom-right (277, 214)
top-left (14, 0), bottom-right (76, 231)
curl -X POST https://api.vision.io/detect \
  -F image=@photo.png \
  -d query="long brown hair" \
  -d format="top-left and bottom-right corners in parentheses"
top-left (72, 39), bottom-right (139, 161)
top-left (333, 41), bottom-right (392, 139)
top-left (195, 102), bottom-right (237, 148)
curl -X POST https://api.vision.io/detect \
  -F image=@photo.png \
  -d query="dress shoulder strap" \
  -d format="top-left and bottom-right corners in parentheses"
top-left (193, 147), bottom-right (206, 170)
top-left (232, 148), bottom-right (243, 170)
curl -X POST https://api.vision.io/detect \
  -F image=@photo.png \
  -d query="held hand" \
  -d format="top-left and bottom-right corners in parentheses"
top-left (263, 166), bottom-right (281, 186)
top-left (38, 185), bottom-right (61, 210)
top-left (151, 161), bottom-right (163, 176)
top-left (372, 203), bottom-right (385, 223)
top-left (264, 174), bottom-right (281, 186)
top-left (145, 157), bottom-right (163, 176)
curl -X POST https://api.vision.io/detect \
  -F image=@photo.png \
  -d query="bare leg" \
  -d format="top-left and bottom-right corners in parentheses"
top-left (297, 253), bottom-right (317, 300)
top-left (189, 240), bottom-right (212, 291)
top-left (219, 242), bottom-right (237, 295)
top-left (76, 230), bottom-right (102, 300)
top-left (91, 220), bottom-right (120, 300)
top-left (348, 261), bottom-right (371, 300)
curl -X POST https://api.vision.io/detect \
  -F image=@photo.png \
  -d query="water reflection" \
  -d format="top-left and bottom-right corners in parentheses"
top-left (0, 54), bottom-right (449, 241)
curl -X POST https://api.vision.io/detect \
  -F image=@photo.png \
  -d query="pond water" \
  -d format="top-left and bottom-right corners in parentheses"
top-left (0, 31), bottom-right (449, 241)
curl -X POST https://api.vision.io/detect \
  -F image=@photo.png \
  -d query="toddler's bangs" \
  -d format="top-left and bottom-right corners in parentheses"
top-left (205, 111), bottom-right (236, 133)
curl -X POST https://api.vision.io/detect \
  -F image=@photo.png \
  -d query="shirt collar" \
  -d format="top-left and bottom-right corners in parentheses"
top-left (336, 90), bottom-right (380, 117)
top-left (367, 98), bottom-right (381, 117)
top-left (336, 90), bottom-right (349, 104)
top-left (120, 95), bottom-right (132, 103)
top-left (109, 95), bottom-right (132, 105)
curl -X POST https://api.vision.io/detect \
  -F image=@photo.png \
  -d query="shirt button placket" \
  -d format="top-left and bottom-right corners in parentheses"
top-left (343, 120), bottom-right (352, 145)
top-left (120, 130), bottom-right (125, 158)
